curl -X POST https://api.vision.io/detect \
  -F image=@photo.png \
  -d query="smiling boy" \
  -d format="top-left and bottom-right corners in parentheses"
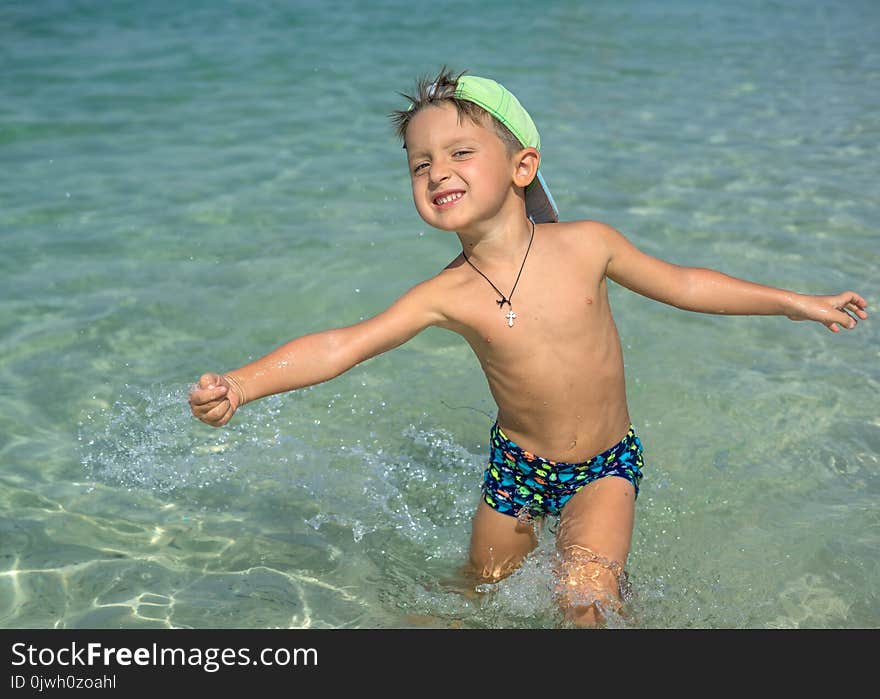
top-left (189, 68), bottom-right (867, 626)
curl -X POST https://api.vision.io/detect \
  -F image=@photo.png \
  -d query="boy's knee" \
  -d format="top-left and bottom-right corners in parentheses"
top-left (466, 547), bottom-right (524, 583)
top-left (467, 503), bottom-right (538, 584)
top-left (555, 545), bottom-right (629, 627)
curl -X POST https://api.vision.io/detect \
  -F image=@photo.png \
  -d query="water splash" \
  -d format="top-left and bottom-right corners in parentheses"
top-left (298, 422), bottom-right (481, 555)
top-left (467, 531), bottom-right (638, 629)
top-left (77, 383), bottom-right (262, 495)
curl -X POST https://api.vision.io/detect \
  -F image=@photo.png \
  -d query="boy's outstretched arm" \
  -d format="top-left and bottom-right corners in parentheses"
top-left (595, 221), bottom-right (868, 332)
top-left (189, 279), bottom-right (445, 427)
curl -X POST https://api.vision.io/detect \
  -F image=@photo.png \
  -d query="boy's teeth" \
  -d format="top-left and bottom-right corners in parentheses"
top-left (436, 192), bottom-right (462, 205)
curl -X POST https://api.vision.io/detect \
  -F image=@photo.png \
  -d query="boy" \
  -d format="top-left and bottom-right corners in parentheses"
top-left (189, 68), bottom-right (867, 627)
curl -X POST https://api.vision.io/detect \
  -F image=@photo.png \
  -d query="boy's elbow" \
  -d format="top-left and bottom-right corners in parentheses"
top-left (321, 326), bottom-right (384, 379)
top-left (641, 265), bottom-right (697, 310)
top-left (673, 267), bottom-right (732, 313)
top-left (672, 267), bottom-right (702, 310)
top-left (322, 329), bottom-right (360, 378)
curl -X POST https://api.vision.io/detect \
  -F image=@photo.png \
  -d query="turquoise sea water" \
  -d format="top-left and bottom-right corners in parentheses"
top-left (2, 0), bottom-right (878, 629)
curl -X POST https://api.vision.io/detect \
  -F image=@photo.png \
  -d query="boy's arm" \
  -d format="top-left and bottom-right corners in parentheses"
top-left (594, 221), bottom-right (868, 332)
top-left (189, 279), bottom-right (446, 426)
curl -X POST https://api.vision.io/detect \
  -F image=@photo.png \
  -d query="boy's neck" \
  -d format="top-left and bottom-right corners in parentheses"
top-left (455, 209), bottom-right (534, 267)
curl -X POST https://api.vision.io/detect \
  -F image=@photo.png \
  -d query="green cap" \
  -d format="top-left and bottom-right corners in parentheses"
top-left (454, 75), bottom-right (559, 223)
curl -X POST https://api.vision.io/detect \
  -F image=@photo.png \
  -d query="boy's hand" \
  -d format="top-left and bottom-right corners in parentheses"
top-left (786, 291), bottom-right (868, 333)
top-left (188, 373), bottom-right (243, 427)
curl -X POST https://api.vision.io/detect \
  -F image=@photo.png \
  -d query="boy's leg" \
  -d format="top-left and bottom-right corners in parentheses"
top-left (465, 499), bottom-right (538, 583)
top-left (554, 476), bottom-right (636, 627)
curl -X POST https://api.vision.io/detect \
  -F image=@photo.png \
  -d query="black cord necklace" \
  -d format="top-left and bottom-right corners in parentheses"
top-left (461, 218), bottom-right (535, 327)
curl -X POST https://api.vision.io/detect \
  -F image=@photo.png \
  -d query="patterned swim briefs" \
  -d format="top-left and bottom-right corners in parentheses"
top-left (481, 422), bottom-right (644, 518)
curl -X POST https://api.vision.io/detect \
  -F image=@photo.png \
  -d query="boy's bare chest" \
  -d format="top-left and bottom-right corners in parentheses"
top-left (445, 254), bottom-right (609, 357)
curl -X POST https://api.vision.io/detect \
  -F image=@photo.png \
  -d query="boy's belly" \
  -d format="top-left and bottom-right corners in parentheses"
top-left (491, 372), bottom-right (631, 463)
top-left (480, 343), bottom-right (632, 463)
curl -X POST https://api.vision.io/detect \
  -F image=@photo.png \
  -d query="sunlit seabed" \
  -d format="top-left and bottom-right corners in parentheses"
top-left (3, 369), bottom-right (875, 629)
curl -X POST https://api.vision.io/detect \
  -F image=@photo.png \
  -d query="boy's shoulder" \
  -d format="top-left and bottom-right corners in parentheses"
top-left (552, 218), bottom-right (617, 239)
top-left (393, 254), bottom-right (469, 308)
top-left (541, 218), bottom-right (618, 260)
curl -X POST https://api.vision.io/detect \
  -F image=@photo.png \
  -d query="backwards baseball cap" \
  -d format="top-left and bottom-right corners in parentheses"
top-left (453, 75), bottom-right (559, 223)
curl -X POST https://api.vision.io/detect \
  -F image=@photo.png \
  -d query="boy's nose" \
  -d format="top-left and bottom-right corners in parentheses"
top-left (428, 163), bottom-right (451, 185)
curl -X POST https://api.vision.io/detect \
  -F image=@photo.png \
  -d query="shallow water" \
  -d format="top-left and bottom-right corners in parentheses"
top-left (2, 0), bottom-right (878, 628)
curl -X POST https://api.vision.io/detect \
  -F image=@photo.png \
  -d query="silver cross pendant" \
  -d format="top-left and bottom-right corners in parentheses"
top-left (505, 309), bottom-right (517, 327)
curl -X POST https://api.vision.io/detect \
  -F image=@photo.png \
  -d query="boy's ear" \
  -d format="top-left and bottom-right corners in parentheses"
top-left (513, 147), bottom-right (540, 188)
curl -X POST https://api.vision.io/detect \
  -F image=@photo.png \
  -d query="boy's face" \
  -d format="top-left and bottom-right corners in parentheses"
top-left (404, 102), bottom-right (520, 232)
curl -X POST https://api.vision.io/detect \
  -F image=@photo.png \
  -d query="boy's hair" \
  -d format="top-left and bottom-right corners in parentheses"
top-left (390, 67), bottom-right (523, 156)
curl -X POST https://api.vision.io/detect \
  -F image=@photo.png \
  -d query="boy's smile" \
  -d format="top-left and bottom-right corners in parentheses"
top-left (433, 190), bottom-right (465, 209)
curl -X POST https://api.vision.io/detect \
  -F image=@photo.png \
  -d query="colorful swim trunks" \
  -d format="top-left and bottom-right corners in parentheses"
top-left (481, 423), bottom-right (644, 518)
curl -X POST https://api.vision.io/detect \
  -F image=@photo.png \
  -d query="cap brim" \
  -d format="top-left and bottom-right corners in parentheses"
top-left (526, 170), bottom-right (559, 223)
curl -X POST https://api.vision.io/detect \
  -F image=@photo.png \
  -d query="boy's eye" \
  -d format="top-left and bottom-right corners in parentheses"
top-left (412, 162), bottom-right (429, 174)
top-left (453, 150), bottom-right (472, 158)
